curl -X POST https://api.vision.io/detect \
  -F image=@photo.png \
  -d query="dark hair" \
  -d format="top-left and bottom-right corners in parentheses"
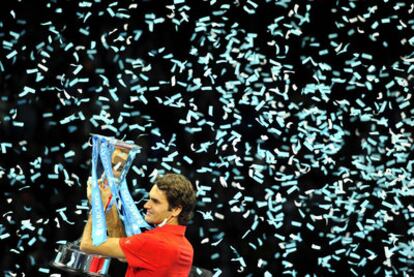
top-left (155, 173), bottom-right (196, 225)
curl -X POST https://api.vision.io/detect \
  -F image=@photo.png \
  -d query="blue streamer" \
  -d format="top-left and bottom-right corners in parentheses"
top-left (91, 135), bottom-right (152, 241)
top-left (119, 179), bottom-right (151, 235)
top-left (91, 136), bottom-right (107, 246)
top-left (99, 139), bottom-right (122, 209)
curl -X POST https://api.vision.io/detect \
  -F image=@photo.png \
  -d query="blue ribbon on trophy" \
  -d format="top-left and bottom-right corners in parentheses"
top-left (90, 134), bottom-right (151, 246)
top-left (91, 136), bottom-right (107, 246)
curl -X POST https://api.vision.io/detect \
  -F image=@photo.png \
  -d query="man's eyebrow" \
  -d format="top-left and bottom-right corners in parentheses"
top-left (149, 196), bottom-right (160, 203)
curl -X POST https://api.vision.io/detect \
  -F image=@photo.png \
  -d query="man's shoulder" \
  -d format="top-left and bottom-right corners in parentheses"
top-left (136, 228), bottom-right (172, 244)
top-left (182, 237), bottom-right (194, 251)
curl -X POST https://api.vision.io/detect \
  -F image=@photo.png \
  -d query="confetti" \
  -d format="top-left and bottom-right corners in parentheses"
top-left (1, 0), bottom-right (414, 276)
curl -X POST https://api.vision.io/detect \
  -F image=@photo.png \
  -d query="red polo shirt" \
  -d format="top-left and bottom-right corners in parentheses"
top-left (119, 224), bottom-right (193, 277)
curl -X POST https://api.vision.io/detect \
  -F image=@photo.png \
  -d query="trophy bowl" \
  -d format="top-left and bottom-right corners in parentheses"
top-left (51, 240), bottom-right (111, 276)
top-left (89, 133), bottom-right (141, 184)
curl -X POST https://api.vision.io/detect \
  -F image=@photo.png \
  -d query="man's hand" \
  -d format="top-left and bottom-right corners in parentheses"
top-left (87, 177), bottom-right (112, 207)
top-left (86, 177), bottom-right (126, 238)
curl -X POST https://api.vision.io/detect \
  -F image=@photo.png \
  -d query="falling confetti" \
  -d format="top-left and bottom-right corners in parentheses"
top-left (1, 0), bottom-right (414, 276)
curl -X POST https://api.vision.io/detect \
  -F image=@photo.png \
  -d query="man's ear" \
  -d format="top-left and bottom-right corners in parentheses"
top-left (171, 206), bottom-right (183, 217)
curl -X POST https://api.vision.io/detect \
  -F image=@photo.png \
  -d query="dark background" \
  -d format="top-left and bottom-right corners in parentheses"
top-left (1, 0), bottom-right (414, 276)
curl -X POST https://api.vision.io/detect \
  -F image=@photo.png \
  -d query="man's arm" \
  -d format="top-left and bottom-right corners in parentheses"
top-left (106, 204), bottom-right (126, 238)
top-left (85, 177), bottom-right (126, 238)
top-left (80, 178), bottom-right (126, 258)
top-left (104, 203), bottom-right (128, 262)
top-left (79, 214), bottom-right (126, 259)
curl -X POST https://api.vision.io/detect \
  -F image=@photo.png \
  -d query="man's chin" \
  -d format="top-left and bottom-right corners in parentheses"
top-left (144, 216), bottom-right (155, 224)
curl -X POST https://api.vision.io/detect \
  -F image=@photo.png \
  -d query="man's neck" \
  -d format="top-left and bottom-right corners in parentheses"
top-left (157, 217), bottom-right (179, 227)
top-left (166, 217), bottom-right (179, 225)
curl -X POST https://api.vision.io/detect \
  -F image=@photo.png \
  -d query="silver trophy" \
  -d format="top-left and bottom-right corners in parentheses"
top-left (51, 134), bottom-right (147, 276)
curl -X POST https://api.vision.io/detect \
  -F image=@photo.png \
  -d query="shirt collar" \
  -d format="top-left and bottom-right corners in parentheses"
top-left (156, 224), bottom-right (187, 236)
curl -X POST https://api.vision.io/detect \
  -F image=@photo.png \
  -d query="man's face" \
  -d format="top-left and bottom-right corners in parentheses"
top-left (143, 185), bottom-right (173, 225)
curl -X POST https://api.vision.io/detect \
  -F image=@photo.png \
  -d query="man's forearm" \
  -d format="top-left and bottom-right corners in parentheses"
top-left (80, 215), bottom-right (93, 249)
top-left (80, 206), bottom-right (125, 250)
top-left (106, 204), bottom-right (126, 237)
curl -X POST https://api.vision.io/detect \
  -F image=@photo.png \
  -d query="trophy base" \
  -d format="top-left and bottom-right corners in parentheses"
top-left (51, 240), bottom-right (111, 277)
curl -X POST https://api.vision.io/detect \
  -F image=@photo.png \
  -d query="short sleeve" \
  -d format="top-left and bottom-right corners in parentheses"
top-left (119, 234), bottom-right (156, 270)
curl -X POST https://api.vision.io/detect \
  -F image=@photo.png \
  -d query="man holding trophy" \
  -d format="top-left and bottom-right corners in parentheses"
top-left (53, 134), bottom-right (197, 277)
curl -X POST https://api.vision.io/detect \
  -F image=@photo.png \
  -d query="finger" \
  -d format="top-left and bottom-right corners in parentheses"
top-left (99, 182), bottom-right (107, 190)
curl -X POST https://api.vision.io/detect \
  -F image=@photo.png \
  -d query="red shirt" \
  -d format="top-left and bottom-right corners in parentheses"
top-left (119, 224), bottom-right (193, 277)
